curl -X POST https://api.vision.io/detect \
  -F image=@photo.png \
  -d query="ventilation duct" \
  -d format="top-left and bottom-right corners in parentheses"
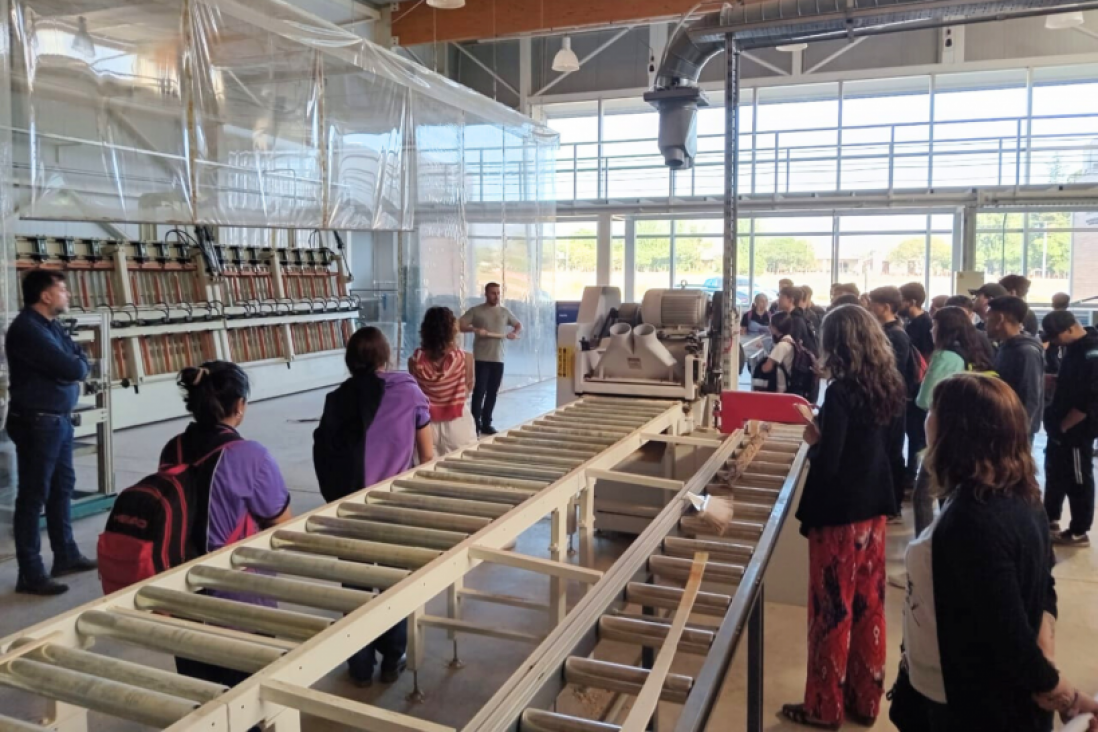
top-left (646, 0), bottom-right (1098, 168)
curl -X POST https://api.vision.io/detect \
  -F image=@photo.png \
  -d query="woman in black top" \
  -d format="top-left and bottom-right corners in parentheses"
top-left (782, 304), bottom-right (907, 729)
top-left (891, 374), bottom-right (1098, 731)
top-left (740, 293), bottom-right (771, 336)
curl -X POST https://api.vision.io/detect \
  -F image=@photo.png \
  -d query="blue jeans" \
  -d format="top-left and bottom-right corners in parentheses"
top-left (8, 412), bottom-right (80, 581)
top-left (347, 618), bottom-right (407, 682)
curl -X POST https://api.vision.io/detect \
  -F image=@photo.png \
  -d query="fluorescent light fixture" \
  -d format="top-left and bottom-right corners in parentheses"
top-left (71, 16), bottom-right (95, 58)
top-left (427, 0), bottom-right (465, 8)
top-left (1045, 10), bottom-right (1085, 29)
top-left (552, 36), bottom-right (581, 73)
top-left (776, 42), bottom-right (808, 52)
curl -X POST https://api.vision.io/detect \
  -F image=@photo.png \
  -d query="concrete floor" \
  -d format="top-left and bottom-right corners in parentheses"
top-left (2, 380), bottom-right (1097, 731)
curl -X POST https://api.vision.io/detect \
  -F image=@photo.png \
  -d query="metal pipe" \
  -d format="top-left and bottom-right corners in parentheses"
top-left (231, 547), bottom-right (410, 588)
top-left (625, 583), bottom-right (730, 617)
top-left (392, 479), bottom-right (535, 506)
top-left (727, 485), bottom-right (781, 502)
top-left (519, 425), bottom-right (621, 441)
top-left (308, 515), bottom-right (468, 550)
top-left (543, 413), bottom-right (648, 428)
top-left (510, 431), bottom-right (615, 449)
top-left (413, 469), bottom-right (549, 490)
top-left (135, 586), bottom-right (331, 642)
top-left (367, 491), bottom-right (512, 519)
top-left (186, 566), bottom-right (373, 614)
top-left (337, 502), bottom-right (492, 534)
top-left (536, 418), bottom-right (633, 433)
top-left (12, 640), bottom-right (226, 703)
top-left (521, 709), bottom-right (621, 732)
top-left (649, 555), bottom-right (744, 585)
top-left (478, 442), bottom-right (595, 461)
top-left (76, 610), bottom-right (284, 673)
top-left (563, 657), bottom-right (692, 703)
top-left (493, 436), bottom-right (601, 455)
top-left (270, 529), bottom-right (441, 568)
top-left (0, 658), bottom-right (198, 728)
top-left (438, 460), bottom-right (566, 482)
top-left (662, 536), bottom-right (754, 563)
top-left (451, 455), bottom-right (571, 478)
top-left (597, 616), bottom-right (714, 655)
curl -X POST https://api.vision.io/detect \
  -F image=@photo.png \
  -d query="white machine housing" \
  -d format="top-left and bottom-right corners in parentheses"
top-left (557, 286), bottom-right (711, 406)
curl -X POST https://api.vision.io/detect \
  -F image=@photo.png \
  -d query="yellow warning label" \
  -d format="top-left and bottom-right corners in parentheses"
top-left (557, 346), bottom-right (574, 378)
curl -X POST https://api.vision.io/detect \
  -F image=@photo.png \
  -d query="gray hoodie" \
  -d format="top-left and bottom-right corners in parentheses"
top-left (995, 331), bottom-right (1045, 436)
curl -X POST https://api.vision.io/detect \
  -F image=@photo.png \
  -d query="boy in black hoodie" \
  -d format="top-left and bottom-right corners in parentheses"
top-left (987, 296), bottom-right (1045, 440)
top-left (1041, 310), bottom-right (1098, 547)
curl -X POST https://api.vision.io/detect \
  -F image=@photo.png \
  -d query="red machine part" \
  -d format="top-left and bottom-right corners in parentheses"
top-left (720, 391), bottom-right (813, 433)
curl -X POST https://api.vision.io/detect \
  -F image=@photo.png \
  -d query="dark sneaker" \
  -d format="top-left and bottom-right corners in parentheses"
top-left (481, 426), bottom-right (498, 436)
top-left (379, 654), bottom-right (407, 684)
top-left (1049, 521), bottom-right (1062, 534)
top-left (351, 673), bottom-right (373, 689)
top-left (1052, 531), bottom-right (1090, 548)
top-left (16, 575), bottom-right (69, 596)
top-left (52, 555), bottom-right (98, 578)
top-left (887, 514), bottom-right (904, 525)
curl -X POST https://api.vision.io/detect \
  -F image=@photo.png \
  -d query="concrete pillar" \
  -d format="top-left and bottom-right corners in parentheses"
top-left (596, 213), bottom-right (612, 286)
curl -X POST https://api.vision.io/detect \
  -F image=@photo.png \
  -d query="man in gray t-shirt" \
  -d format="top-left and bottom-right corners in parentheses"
top-left (460, 282), bottom-right (522, 435)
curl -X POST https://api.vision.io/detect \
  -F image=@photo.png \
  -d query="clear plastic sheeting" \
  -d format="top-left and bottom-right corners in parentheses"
top-left (8, 0), bottom-right (556, 232)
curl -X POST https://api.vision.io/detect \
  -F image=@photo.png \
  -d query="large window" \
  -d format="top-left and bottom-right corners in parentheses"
top-left (554, 220), bottom-right (598, 301)
top-left (539, 63), bottom-right (1098, 201)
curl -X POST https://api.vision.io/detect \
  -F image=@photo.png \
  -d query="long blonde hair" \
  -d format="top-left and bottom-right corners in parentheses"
top-left (818, 304), bottom-right (906, 425)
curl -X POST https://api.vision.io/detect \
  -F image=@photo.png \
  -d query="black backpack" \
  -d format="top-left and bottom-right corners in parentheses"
top-left (97, 428), bottom-right (241, 594)
top-left (781, 340), bottom-right (818, 399)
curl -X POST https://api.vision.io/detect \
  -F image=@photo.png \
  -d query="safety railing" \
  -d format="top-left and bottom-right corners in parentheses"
top-left (473, 111), bottom-right (1098, 202)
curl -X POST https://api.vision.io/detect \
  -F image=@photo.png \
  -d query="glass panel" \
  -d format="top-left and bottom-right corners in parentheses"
top-left (974, 212), bottom-right (1024, 282)
top-left (753, 235), bottom-right (833, 302)
top-left (611, 237), bottom-right (625, 295)
top-left (1069, 212), bottom-right (1098, 303)
top-left (635, 219), bottom-right (671, 298)
top-left (1027, 212), bottom-right (1073, 303)
top-left (553, 222), bottom-right (597, 301)
top-left (837, 234), bottom-right (944, 292)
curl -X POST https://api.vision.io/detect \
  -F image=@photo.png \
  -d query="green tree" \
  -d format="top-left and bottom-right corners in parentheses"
top-left (754, 237), bottom-right (816, 274)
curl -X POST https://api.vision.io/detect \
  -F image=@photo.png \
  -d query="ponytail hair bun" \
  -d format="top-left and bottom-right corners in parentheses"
top-left (177, 361), bottom-right (250, 426)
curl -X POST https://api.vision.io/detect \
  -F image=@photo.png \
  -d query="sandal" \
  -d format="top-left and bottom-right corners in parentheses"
top-left (780, 703), bottom-right (841, 730)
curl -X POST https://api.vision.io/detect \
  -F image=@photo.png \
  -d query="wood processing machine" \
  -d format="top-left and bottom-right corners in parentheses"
top-left (0, 396), bottom-right (808, 732)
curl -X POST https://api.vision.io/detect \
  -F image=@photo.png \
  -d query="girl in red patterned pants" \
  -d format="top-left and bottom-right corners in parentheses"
top-left (780, 304), bottom-right (906, 729)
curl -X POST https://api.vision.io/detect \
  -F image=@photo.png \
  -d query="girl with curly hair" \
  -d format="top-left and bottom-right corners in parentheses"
top-left (409, 306), bottom-right (476, 455)
top-left (782, 304), bottom-right (907, 729)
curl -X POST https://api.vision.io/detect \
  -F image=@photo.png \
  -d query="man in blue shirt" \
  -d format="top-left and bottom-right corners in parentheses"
top-left (6, 270), bottom-right (96, 594)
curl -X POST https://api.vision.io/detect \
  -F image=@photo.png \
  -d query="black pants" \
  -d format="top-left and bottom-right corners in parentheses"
top-left (1044, 438), bottom-right (1096, 535)
top-left (471, 360), bottom-right (505, 429)
top-left (347, 618), bottom-right (408, 682)
top-left (888, 413), bottom-right (907, 512)
top-left (905, 402), bottom-right (927, 482)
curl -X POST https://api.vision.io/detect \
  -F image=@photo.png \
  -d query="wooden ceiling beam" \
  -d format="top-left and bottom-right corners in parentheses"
top-left (391, 0), bottom-right (722, 46)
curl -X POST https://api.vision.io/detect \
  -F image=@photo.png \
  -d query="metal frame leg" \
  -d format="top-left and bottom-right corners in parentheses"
top-left (747, 583), bottom-right (765, 732)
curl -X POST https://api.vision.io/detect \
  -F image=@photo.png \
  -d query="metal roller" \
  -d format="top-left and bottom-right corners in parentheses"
top-left (186, 566), bottom-right (373, 614)
top-left (563, 657), bottom-right (692, 703)
top-left (662, 536), bottom-right (754, 563)
top-left (745, 460), bottom-right (794, 476)
top-left (270, 529), bottom-right (441, 568)
top-left (649, 554), bottom-right (744, 585)
top-left (308, 515), bottom-right (468, 550)
top-left (337, 502), bottom-right (492, 534)
top-left (471, 448), bottom-right (584, 468)
top-left (727, 484), bottom-right (781, 502)
top-left (0, 658), bottom-right (198, 728)
top-left (754, 450), bottom-right (796, 463)
top-left (493, 436), bottom-right (602, 454)
top-left (679, 515), bottom-right (765, 540)
top-left (367, 491), bottom-right (512, 519)
top-left (413, 469), bottom-right (549, 490)
top-left (597, 616), bottom-right (713, 655)
top-left (438, 460), bottom-right (566, 482)
top-left (477, 442), bottom-right (595, 460)
top-left (521, 709), bottom-right (621, 732)
top-left (537, 417), bottom-right (633, 433)
top-left (624, 582), bottom-right (730, 616)
top-left (231, 547), bottom-right (410, 588)
top-left (561, 408), bottom-right (664, 423)
top-left (515, 427), bottom-right (617, 444)
top-left (13, 640), bottom-right (226, 703)
top-left (391, 479), bottom-right (534, 506)
top-left (737, 472), bottom-right (785, 487)
top-left (134, 586), bottom-right (331, 641)
top-left (450, 455), bottom-right (572, 478)
top-left (519, 425), bottom-right (621, 441)
top-left (0, 713), bottom-right (48, 731)
top-left (75, 610), bottom-right (284, 673)
top-left (542, 414), bottom-right (646, 429)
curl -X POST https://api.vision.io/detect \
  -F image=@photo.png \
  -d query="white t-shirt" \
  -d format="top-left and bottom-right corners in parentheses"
top-left (768, 336), bottom-right (796, 393)
top-left (903, 501), bottom-right (949, 703)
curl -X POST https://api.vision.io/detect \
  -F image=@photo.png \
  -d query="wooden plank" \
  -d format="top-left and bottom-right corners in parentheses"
top-left (261, 680), bottom-right (454, 732)
top-left (418, 616), bottom-right (544, 644)
top-left (470, 546), bottom-right (604, 585)
top-left (620, 553), bottom-right (708, 732)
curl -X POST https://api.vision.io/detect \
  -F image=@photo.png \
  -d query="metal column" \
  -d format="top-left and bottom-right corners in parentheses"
top-left (721, 35), bottom-right (741, 393)
top-left (746, 583), bottom-right (765, 732)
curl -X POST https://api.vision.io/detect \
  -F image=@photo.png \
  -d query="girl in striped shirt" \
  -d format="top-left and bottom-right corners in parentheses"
top-left (409, 306), bottom-right (477, 455)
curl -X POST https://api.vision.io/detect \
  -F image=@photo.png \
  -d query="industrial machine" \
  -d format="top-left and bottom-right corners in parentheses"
top-left (557, 286), bottom-right (718, 405)
top-left (0, 397), bottom-right (808, 732)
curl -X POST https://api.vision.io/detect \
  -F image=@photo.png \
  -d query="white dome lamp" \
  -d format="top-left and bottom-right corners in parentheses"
top-left (427, 0), bottom-right (466, 8)
top-left (1046, 10), bottom-right (1085, 29)
top-left (552, 36), bottom-right (581, 73)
